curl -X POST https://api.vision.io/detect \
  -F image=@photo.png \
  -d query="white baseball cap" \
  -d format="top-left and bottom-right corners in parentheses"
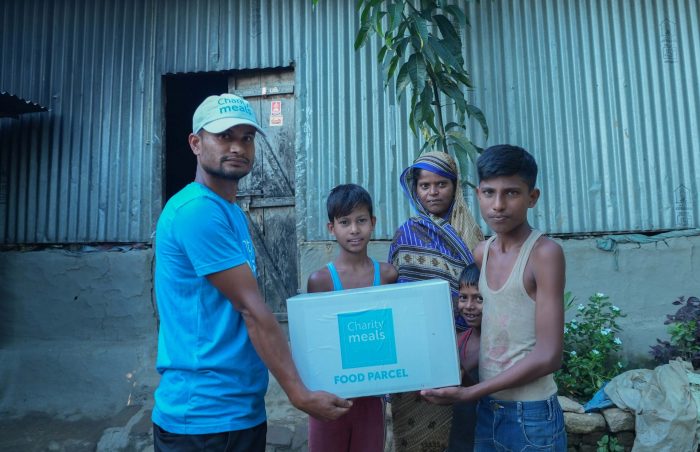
top-left (192, 93), bottom-right (266, 136)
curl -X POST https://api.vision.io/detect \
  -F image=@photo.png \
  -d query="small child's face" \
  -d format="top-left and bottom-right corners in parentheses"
top-left (458, 284), bottom-right (483, 329)
top-left (476, 175), bottom-right (540, 234)
top-left (327, 205), bottom-right (376, 253)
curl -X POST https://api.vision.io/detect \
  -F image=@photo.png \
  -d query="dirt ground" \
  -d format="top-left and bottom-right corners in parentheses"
top-left (0, 376), bottom-right (395, 452)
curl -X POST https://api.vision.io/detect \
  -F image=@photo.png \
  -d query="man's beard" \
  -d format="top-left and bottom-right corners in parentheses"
top-left (201, 158), bottom-right (252, 181)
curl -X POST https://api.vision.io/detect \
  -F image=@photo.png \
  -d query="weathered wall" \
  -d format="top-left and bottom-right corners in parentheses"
top-left (299, 234), bottom-right (700, 367)
top-left (0, 249), bottom-right (159, 419)
top-left (2, 233), bottom-right (698, 420)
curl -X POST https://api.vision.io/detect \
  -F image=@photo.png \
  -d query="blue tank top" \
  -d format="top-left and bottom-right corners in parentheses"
top-left (326, 258), bottom-right (381, 290)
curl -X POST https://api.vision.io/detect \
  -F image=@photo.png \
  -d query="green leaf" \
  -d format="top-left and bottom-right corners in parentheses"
top-left (388, 3), bottom-right (404, 30)
top-left (433, 14), bottom-right (460, 42)
top-left (449, 139), bottom-right (477, 188)
top-left (418, 84), bottom-right (436, 132)
top-left (395, 36), bottom-right (410, 57)
top-left (454, 71), bottom-right (474, 89)
top-left (354, 22), bottom-right (372, 49)
top-left (409, 14), bottom-right (429, 49)
top-left (387, 55), bottom-right (400, 80)
top-left (437, 75), bottom-right (467, 113)
top-left (448, 131), bottom-right (480, 163)
top-left (444, 121), bottom-right (463, 131)
top-left (375, 11), bottom-right (387, 37)
top-left (396, 61), bottom-right (411, 98)
top-left (443, 5), bottom-right (467, 26)
top-left (408, 108), bottom-right (418, 136)
top-left (466, 104), bottom-right (489, 138)
top-left (427, 36), bottom-right (460, 68)
top-left (419, 0), bottom-right (437, 19)
top-left (408, 54), bottom-right (427, 95)
top-left (360, 2), bottom-right (372, 24)
top-left (377, 45), bottom-right (388, 64)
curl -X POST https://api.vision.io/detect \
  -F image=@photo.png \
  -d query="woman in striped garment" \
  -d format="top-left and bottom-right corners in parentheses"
top-left (388, 151), bottom-right (483, 452)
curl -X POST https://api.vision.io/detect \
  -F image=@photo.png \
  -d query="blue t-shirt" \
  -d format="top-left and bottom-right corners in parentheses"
top-left (152, 182), bottom-right (268, 434)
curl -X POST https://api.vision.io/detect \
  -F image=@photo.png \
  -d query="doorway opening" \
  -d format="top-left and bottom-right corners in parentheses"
top-left (162, 68), bottom-right (298, 318)
top-left (163, 72), bottom-right (227, 202)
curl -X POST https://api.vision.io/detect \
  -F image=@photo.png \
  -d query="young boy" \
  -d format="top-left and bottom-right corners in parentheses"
top-left (455, 263), bottom-right (483, 385)
top-left (449, 263), bottom-right (484, 451)
top-left (307, 184), bottom-right (398, 452)
top-left (423, 145), bottom-right (566, 451)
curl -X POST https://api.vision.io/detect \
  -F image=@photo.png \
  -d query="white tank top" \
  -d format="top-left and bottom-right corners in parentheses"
top-left (478, 229), bottom-right (558, 401)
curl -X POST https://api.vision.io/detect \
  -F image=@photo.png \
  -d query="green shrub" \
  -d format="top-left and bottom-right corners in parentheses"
top-left (555, 293), bottom-right (626, 400)
top-left (597, 434), bottom-right (624, 452)
top-left (649, 296), bottom-right (700, 368)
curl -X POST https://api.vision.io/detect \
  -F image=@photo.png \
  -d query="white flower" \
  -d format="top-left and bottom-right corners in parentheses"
top-left (617, 362), bottom-right (624, 368)
top-left (596, 292), bottom-right (605, 298)
top-left (570, 351), bottom-right (577, 356)
top-left (570, 323), bottom-right (578, 330)
top-left (591, 349), bottom-right (600, 355)
top-left (577, 304), bottom-right (585, 311)
top-left (601, 328), bottom-right (611, 336)
top-left (611, 305), bottom-right (620, 312)
top-left (614, 337), bottom-right (622, 345)
top-left (564, 326), bottom-right (569, 334)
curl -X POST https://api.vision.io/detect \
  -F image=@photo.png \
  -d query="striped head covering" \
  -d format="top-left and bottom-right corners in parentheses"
top-left (389, 151), bottom-right (484, 331)
top-left (399, 151), bottom-right (483, 251)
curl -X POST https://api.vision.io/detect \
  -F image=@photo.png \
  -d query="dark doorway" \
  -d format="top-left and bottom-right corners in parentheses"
top-left (163, 73), bottom-right (227, 202)
top-left (161, 68), bottom-right (299, 318)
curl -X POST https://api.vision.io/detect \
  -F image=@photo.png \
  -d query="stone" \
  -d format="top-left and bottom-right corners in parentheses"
top-left (563, 412), bottom-right (606, 434)
top-left (266, 425), bottom-right (294, 446)
top-left (578, 445), bottom-right (597, 452)
top-left (602, 407), bottom-right (635, 432)
top-left (580, 431), bottom-right (605, 445)
top-left (558, 396), bottom-right (585, 413)
top-left (291, 420), bottom-right (308, 449)
top-left (615, 431), bottom-right (635, 447)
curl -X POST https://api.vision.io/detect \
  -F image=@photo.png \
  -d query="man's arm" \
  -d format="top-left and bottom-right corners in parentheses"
top-left (208, 265), bottom-right (352, 420)
top-left (422, 238), bottom-right (565, 404)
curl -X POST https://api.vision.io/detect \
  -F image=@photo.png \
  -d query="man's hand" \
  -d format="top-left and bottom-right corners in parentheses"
top-left (420, 386), bottom-right (474, 405)
top-left (293, 390), bottom-right (353, 421)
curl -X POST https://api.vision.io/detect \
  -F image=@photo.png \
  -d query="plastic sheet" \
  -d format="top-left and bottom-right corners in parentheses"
top-left (605, 359), bottom-right (699, 452)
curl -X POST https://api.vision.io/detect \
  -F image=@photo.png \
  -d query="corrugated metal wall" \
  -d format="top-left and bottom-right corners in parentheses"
top-left (302, 0), bottom-right (700, 239)
top-left (1, 0), bottom-right (698, 243)
top-left (460, 0), bottom-right (700, 235)
top-left (0, 0), bottom-right (304, 243)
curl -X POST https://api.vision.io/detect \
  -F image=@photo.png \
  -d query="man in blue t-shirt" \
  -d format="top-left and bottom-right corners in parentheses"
top-left (152, 94), bottom-right (351, 451)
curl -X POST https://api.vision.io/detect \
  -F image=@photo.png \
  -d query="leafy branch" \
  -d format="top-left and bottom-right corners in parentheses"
top-left (352, 0), bottom-right (488, 184)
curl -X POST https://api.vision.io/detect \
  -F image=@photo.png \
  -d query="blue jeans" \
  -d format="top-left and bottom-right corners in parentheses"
top-left (474, 395), bottom-right (566, 451)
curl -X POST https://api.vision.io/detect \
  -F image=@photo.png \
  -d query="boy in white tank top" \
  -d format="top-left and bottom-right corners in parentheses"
top-left (423, 145), bottom-right (567, 451)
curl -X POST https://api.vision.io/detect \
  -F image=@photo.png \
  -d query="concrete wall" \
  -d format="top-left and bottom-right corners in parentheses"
top-left (1, 232), bottom-right (698, 420)
top-left (0, 248), bottom-right (159, 419)
top-left (299, 233), bottom-right (700, 367)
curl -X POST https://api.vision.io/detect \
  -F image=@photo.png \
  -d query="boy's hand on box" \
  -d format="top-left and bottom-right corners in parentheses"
top-left (420, 386), bottom-right (471, 405)
top-left (296, 390), bottom-right (353, 421)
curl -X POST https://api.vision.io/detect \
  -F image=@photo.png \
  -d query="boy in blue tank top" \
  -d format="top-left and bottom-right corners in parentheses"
top-left (422, 145), bottom-right (567, 451)
top-left (306, 184), bottom-right (398, 452)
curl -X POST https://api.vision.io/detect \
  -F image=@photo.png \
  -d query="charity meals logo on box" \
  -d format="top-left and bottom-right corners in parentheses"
top-left (337, 309), bottom-right (397, 369)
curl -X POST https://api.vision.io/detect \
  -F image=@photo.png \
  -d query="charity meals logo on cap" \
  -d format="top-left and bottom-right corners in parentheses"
top-left (192, 93), bottom-right (266, 136)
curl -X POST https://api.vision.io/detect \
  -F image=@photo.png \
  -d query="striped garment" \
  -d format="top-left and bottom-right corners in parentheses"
top-left (388, 151), bottom-right (477, 332)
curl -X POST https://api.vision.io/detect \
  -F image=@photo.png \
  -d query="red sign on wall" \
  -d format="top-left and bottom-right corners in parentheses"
top-left (271, 101), bottom-right (282, 116)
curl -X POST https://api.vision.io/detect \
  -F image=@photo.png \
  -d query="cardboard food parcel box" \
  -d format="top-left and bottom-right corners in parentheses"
top-left (287, 279), bottom-right (460, 398)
